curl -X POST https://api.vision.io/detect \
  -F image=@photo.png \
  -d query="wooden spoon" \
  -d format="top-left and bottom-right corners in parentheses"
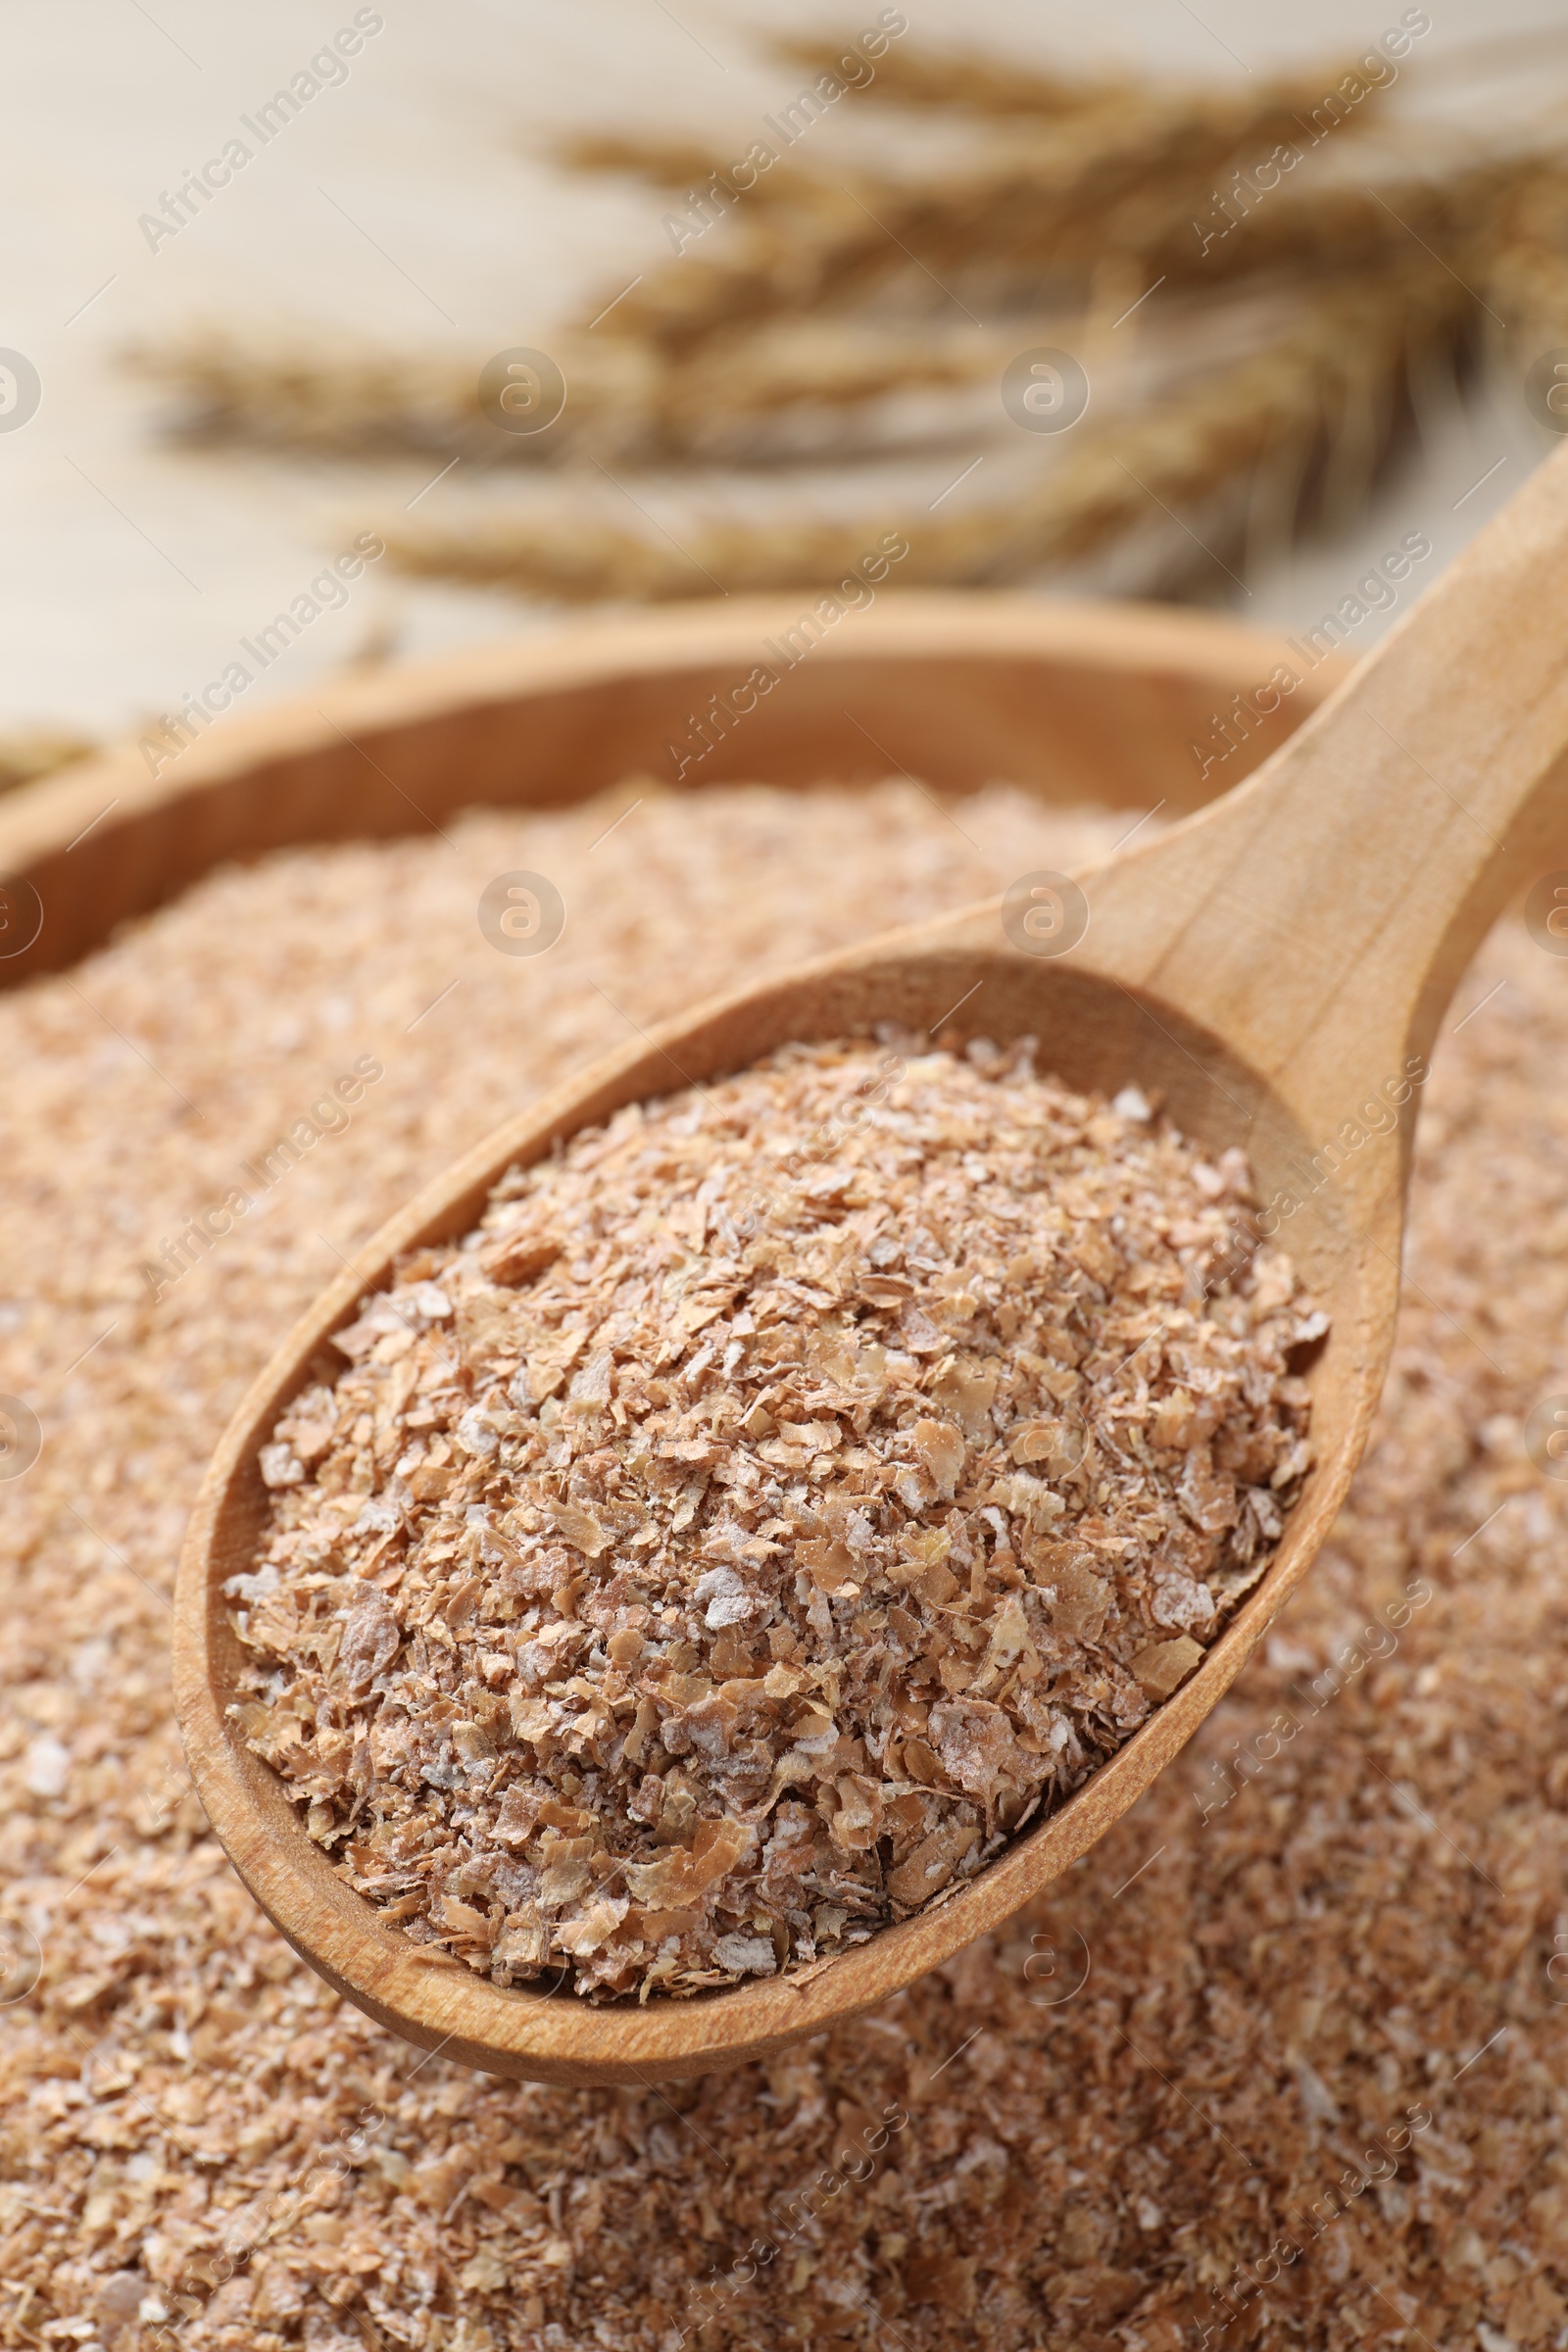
top-left (175, 442), bottom-right (1568, 2086)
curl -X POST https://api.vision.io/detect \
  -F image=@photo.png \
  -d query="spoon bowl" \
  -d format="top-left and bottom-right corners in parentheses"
top-left (175, 443), bottom-right (1568, 2082)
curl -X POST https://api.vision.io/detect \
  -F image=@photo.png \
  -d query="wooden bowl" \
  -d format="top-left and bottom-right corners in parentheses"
top-left (0, 594), bottom-right (1334, 988)
top-left (0, 594), bottom-right (1345, 2084)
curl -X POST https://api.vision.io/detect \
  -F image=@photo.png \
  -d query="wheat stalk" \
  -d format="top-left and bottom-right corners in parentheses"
top-left (772, 36), bottom-right (1114, 117)
top-left (129, 33), bottom-right (1465, 465)
top-left (128, 34), bottom-right (1568, 614)
top-left (1483, 163), bottom-right (1568, 352)
top-left (127, 315), bottom-right (1029, 469)
top-left (589, 70), bottom-right (1388, 357)
top-left (135, 149), bottom-right (1502, 474)
top-left (133, 149), bottom-right (1549, 480)
top-left (382, 259), bottom-right (1472, 601)
top-left (125, 330), bottom-right (666, 464)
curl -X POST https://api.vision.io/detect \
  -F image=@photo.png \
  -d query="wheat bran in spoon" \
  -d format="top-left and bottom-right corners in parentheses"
top-left (234, 1036), bottom-right (1318, 2000)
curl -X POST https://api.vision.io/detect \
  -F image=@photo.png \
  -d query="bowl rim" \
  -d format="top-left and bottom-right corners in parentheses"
top-left (0, 588), bottom-right (1346, 995)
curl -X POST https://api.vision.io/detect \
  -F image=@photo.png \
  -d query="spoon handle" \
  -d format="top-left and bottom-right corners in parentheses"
top-left (1071, 436), bottom-right (1568, 1158)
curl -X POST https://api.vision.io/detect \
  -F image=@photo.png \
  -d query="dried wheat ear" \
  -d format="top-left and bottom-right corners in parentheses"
top-left (127, 31), bottom-right (1568, 607)
top-left (374, 151), bottom-right (1567, 601)
top-left (130, 55), bottom-right (1412, 466)
top-left (234, 1036), bottom-right (1320, 2002)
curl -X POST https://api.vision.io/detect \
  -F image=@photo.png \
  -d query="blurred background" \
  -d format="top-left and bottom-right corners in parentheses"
top-left (5, 0), bottom-right (1568, 778)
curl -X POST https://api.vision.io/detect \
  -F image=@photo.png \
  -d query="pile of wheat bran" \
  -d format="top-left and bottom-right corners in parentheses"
top-left (0, 777), bottom-right (1563, 2352)
top-left (237, 1040), bottom-right (1315, 1999)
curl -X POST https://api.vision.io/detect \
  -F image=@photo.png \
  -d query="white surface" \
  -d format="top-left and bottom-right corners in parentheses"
top-left (2, 0), bottom-right (1565, 736)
